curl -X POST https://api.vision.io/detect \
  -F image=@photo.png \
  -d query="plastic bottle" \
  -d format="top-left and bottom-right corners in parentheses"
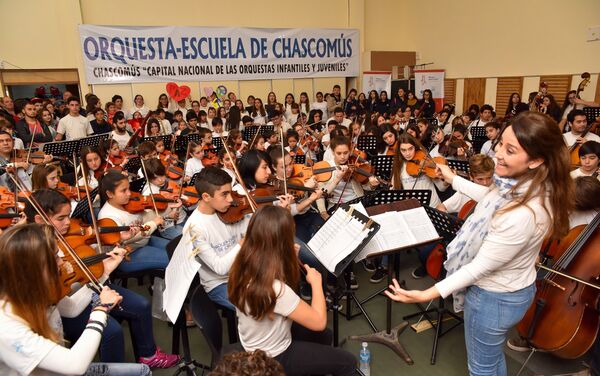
top-left (359, 342), bottom-right (370, 376)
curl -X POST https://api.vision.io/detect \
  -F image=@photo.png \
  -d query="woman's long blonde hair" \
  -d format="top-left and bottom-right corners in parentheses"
top-left (0, 224), bottom-right (62, 342)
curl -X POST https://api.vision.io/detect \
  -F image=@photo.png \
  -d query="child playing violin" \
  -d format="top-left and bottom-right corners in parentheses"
top-left (0, 224), bottom-right (153, 375)
top-left (98, 171), bottom-right (170, 273)
top-left (23, 189), bottom-right (179, 368)
top-left (168, 167), bottom-right (250, 311)
top-left (315, 136), bottom-right (379, 218)
top-left (218, 147), bottom-right (237, 185)
top-left (251, 134), bottom-right (267, 152)
top-left (142, 158), bottom-right (186, 240)
top-left (263, 130), bottom-right (279, 150)
top-left (390, 133), bottom-right (449, 208)
top-left (184, 140), bottom-right (205, 182)
top-left (294, 123), bottom-right (319, 164)
top-left (198, 128), bottom-right (219, 167)
top-left (227, 205), bottom-right (356, 376)
top-left (107, 139), bottom-right (129, 170)
top-left (227, 129), bottom-right (248, 158)
top-left (79, 146), bottom-right (103, 190)
top-left (211, 117), bottom-right (228, 138)
top-left (570, 140), bottom-right (600, 180)
top-left (285, 130), bottom-right (305, 159)
top-left (31, 164), bottom-right (61, 191)
top-left (379, 123), bottom-right (399, 156)
top-left (0, 130), bottom-right (32, 190)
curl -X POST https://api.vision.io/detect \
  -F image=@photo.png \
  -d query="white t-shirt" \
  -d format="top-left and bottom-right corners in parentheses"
top-left (185, 157), bottom-right (204, 178)
top-left (311, 101), bottom-right (328, 117)
top-left (570, 168), bottom-right (600, 181)
top-left (57, 114), bottom-right (93, 140)
top-left (98, 202), bottom-right (156, 249)
top-left (237, 280), bottom-right (300, 357)
top-left (127, 105), bottom-right (149, 119)
top-left (480, 140), bottom-right (495, 157)
top-left (442, 191), bottom-right (472, 213)
top-left (563, 132), bottom-right (600, 147)
top-left (185, 208), bottom-right (249, 292)
top-left (397, 164), bottom-right (446, 207)
top-left (325, 116), bottom-right (351, 128)
top-left (569, 209), bottom-right (598, 229)
top-left (111, 130), bottom-right (131, 149)
top-left (142, 182), bottom-right (186, 225)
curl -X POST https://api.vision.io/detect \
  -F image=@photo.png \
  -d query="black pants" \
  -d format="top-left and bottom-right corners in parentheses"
top-left (274, 323), bottom-right (356, 376)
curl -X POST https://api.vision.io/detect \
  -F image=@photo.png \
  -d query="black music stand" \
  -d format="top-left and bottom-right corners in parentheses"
top-left (364, 189), bottom-right (431, 208)
top-left (469, 126), bottom-right (487, 139)
top-left (357, 136), bottom-right (377, 155)
top-left (188, 172), bottom-right (201, 187)
top-left (71, 187), bottom-right (99, 220)
top-left (583, 107), bottom-right (600, 124)
top-left (402, 206), bottom-right (464, 364)
top-left (242, 125), bottom-right (273, 142)
top-left (141, 135), bottom-right (171, 147)
top-left (294, 154), bottom-right (306, 165)
top-left (446, 160), bottom-right (470, 176)
top-left (348, 199), bottom-right (441, 365)
top-left (79, 133), bottom-right (111, 149)
top-left (175, 134), bottom-right (201, 152)
top-left (369, 155), bottom-right (394, 181)
top-left (426, 118), bottom-right (438, 127)
top-left (123, 156), bottom-right (142, 174)
top-left (129, 178), bottom-right (147, 193)
top-left (211, 136), bottom-right (223, 150)
top-left (43, 139), bottom-right (81, 157)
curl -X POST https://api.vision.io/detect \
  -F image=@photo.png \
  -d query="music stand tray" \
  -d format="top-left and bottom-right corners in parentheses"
top-left (370, 155), bottom-right (394, 181)
top-left (211, 136), bottom-right (224, 150)
top-left (188, 172), bottom-right (201, 187)
top-left (469, 126), bottom-right (487, 139)
top-left (367, 189), bottom-right (431, 207)
top-left (294, 154), bottom-right (306, 165)
top-left (175, 134), bottom-right (201, 152)
top-left (71, 187), bottom-right (99, 220)
top-left (123, 156), bottom-right (142, 174)
top-left (141, 135), bottom-right (172, 147)
top-left (242, 125), bottom-right (273, 142)
top-left (129, 178), bottom-right (147, 194)
top-left (357, 136), bottom-right (377, 154)
top-left (583, 107), bottom-right (600, 124)
top-left (43, 139), bottom-right (81, 157)
top-left (446, 160), bottom-right (470, 176)
top-left (79, 133), bottom-right (111, 149)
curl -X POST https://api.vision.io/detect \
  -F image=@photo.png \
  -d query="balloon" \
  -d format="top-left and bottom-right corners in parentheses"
top-left (203, 87), bottom-right (214, 97)
top-left (166, 83), bottom-right (191, 102)
top-left (216, 85), bottom-right (227, 98)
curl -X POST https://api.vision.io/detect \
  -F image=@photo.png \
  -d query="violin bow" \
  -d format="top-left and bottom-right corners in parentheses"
top-left (26, 127), bottom-right (36, 163)
top-left (279, 125), bottom-right (288, 196)
top-left (73, 152), bottom-right (83, 201)
top-left (220, 135), bottom-right (258, 213)
top-left (139, 158), bottom-right (161, 219)
top-left (102, 132), bottom-right (115, 175)
top-left (79, 162), bottom-right (104, 249)
top-left (7, 173), bottom-right (103, 293)
top-left (247, 124), bottom-right (262, 150)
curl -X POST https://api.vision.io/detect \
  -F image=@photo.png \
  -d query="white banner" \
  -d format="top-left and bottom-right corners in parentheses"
top-left (79, 25), bottom-right (360, 84)
top-left (362, 72), bottom-right (392, 96)
top-left (414, 69), bottom-right (445, 111)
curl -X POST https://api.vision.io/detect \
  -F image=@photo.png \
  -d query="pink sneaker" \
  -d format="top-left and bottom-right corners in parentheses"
top-left (138, 347), bottom-right (181, 368)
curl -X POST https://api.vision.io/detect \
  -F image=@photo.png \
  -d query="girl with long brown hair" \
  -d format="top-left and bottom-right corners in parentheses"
top-left (0, 224), bottom-right (151, 375)
top-left (386, 112), bottom-right (574, 375)
top-left (228, 206), bottom-right (355, 376)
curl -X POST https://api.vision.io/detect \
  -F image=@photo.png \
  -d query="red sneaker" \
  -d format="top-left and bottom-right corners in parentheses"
top-left (138, 347), bottom-right (180, 368)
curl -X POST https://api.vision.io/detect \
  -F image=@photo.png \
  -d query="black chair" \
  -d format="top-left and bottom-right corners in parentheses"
top-left (189, 285), bottom-right (244, 368)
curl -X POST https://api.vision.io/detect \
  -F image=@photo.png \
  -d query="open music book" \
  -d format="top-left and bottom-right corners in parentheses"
top-left (306, 205), bottom-right (379, 276)
top-left (356, 206), bottom-right (440, 261)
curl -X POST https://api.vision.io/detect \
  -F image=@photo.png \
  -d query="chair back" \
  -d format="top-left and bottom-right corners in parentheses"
top-left (190, 285), bottom-right (223, 366)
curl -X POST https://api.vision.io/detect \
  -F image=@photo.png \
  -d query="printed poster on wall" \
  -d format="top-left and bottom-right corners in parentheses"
top-left (362, 71), bottom-right (392, 97)
top-left (414, 69), bottom-right (445, 112)
top-left (79, 25), bottom-right (360, 84)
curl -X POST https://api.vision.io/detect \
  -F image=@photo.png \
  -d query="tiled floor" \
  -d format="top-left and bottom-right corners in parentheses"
top-left (120, 250), bottom-right (589, 375)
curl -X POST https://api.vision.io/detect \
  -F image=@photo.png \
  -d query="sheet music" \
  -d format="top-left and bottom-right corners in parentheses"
top-left (356, 207), bottom-right (439, 261)
top-left (163, 228), bottom-right (202, 323)
top-left (307, 207), bottom-right (371, 274)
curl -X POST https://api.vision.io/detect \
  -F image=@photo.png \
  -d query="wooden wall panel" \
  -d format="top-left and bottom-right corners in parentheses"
top-left (496, 77), bottom-right (523, 116)
top-left (444, 79), bottom-right (456, 105)
top-left (463, 78), bottom-right (486, 109)
top-left (539, 75), bottom-right (572, 104)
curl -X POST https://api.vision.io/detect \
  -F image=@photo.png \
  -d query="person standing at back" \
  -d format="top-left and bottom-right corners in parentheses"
top-left (55, 97), bottom-right (93, 141)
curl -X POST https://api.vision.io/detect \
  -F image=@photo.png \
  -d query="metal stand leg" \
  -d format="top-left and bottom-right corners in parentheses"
top-left (515, 348), bottom-right (537, 376)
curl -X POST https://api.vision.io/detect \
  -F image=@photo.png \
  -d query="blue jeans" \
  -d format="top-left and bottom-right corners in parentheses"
top-left (159, 222), bottom-right (185, 240)
top-left (117, 236), bottom-right (170, 273)
top-left (207, 282), bottom-right (235, 311)
top-left (84, 363), bottom-right (150, 376)
top-left (62, 284), bottom-right (157, 362)
top-left (464, 284), bottom-right (536, 376)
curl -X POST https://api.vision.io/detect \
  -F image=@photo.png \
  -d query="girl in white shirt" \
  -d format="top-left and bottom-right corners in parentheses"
top-left (0, 224), bottom-right (150, 376)
top-left (251, 98), bottom-right (268, 125)
top-left (228, 205), bottom-right (356, 376)
top-left (184, 141), bottom-right (205, 182)
top-left (386, 112), bottom-right (573, 376)
top-left (127, 94), bottom-right (149, 119)
top-left (390, 134), bottom-right (448, 208)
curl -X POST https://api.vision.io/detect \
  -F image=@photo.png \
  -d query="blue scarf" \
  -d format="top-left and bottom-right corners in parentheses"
top-left (443, 175), bottom-right (519, 312)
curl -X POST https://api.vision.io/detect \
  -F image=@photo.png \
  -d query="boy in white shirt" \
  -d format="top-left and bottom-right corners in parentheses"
top-left (56, 97), bottom-right (93, 141)
top-left (168, 167), bottom-right (249, 310)
top-left (570, 140), bottom-right (600, 180)
top-left (563, 109), bottom-right (600, 148)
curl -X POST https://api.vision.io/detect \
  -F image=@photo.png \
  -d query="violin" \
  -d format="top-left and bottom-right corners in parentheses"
top-left (64, 217), bottom-right (146, 247)
top-left (109, 151), bottom-right (128, 167)
top-left (159, 180), bottom-right (200, 207)
top-left (217, 186), bottom-right (280, 224)
top-left (457, 199), bottom-right (477, 220)
top-left (0, 209), bottom-right (20, 228)
top-left (406, 150), bottom-right (448, 179)
top-left (272, 177), bottom-right (316, 200)
top-left (201, 147), bottom-right (219, 167)
top-left (123, 191), bottom-right (177, 213)
top-left (310, 160), bottom-right (388, 186)
top-left (10, 149), bottom-right (54, 165)
top-left (56, 182), bottom-right (88, 201)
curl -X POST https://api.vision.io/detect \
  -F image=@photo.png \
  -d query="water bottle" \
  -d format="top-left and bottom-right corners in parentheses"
top-left (359, 342), bottom-right (370, 376)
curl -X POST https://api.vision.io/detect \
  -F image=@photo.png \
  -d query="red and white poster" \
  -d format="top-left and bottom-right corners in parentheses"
top-left (414, 69), bottom-right (445, 112)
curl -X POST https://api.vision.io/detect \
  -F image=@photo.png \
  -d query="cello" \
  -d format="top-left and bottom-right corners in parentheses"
top-left (516, 213), bottom-right (600, 358)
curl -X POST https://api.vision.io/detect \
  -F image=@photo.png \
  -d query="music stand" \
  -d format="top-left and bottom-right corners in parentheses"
top-left (43, 139), bottom-right (80, 157)
top-left (348, 199), bottom-right (438, 365)
top-left (242, 125), bottom-right (273, 142)
top-left (402, 206), bottom-right (465, 364)
top-left (129, 178), bottom-right (147, 193)
top-left (123, 156), bottom-right (142, 174)
top-left (369, 155), bottom-right (394, 181)
top-left (357, 136), bottom-right (377, 154)
top-left (188, 172), bottom-right (201, 187)
top-left (446, 160), bottom-right (470, 176)
top-left (175, 134), bottom-right (201, 152)
top-left (366, 189), bottom-right (431, 208)
top-left (79, 133), bottom-right (111, 149)
top-left (583, 107), bottom-right (600, 124)
top-left (294, 154), bottom-right (306, 165)
top-left (469, 126), bottom-right (487, 139)
top-left (71, 187), bottom-right (99, 220)
top-left (472, 139), bottom-right (487, 154)
top-left (141, 135), bottom-right (171, 147)
top-left (426, 118), bottom-right (438, 127)
top-left (211, 136), bottom-right (223, 150)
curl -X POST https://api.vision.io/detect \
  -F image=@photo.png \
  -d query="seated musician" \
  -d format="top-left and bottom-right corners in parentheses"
top-left (31, 164), bottom-right (61, 191)
top-left (563, 109), bottom-right (600, 148)
top-left (480, 121), bottom-right (501, 158)
top-left (24, 189), bottom-right (180, 368)
top-left (184, 140), bottom-right (205, 182)
top-left (228, 205), bottom-right (356, 376)
top-left (111, 112), bottom-right (134, 149)
top-left (168, 167), bottom-right (250, 311)
top-left (0, 130), bottom-right (33, 190)
top-left (570, 140), bottom-right (600, 180)
top-left (379, 123), bottom-right (399, 156)
top-left (284, 131), bottom-right (304, 158)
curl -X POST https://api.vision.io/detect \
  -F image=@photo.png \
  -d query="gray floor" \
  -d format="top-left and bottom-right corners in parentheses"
top-left (121, 250), bottom-right (590, 375)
